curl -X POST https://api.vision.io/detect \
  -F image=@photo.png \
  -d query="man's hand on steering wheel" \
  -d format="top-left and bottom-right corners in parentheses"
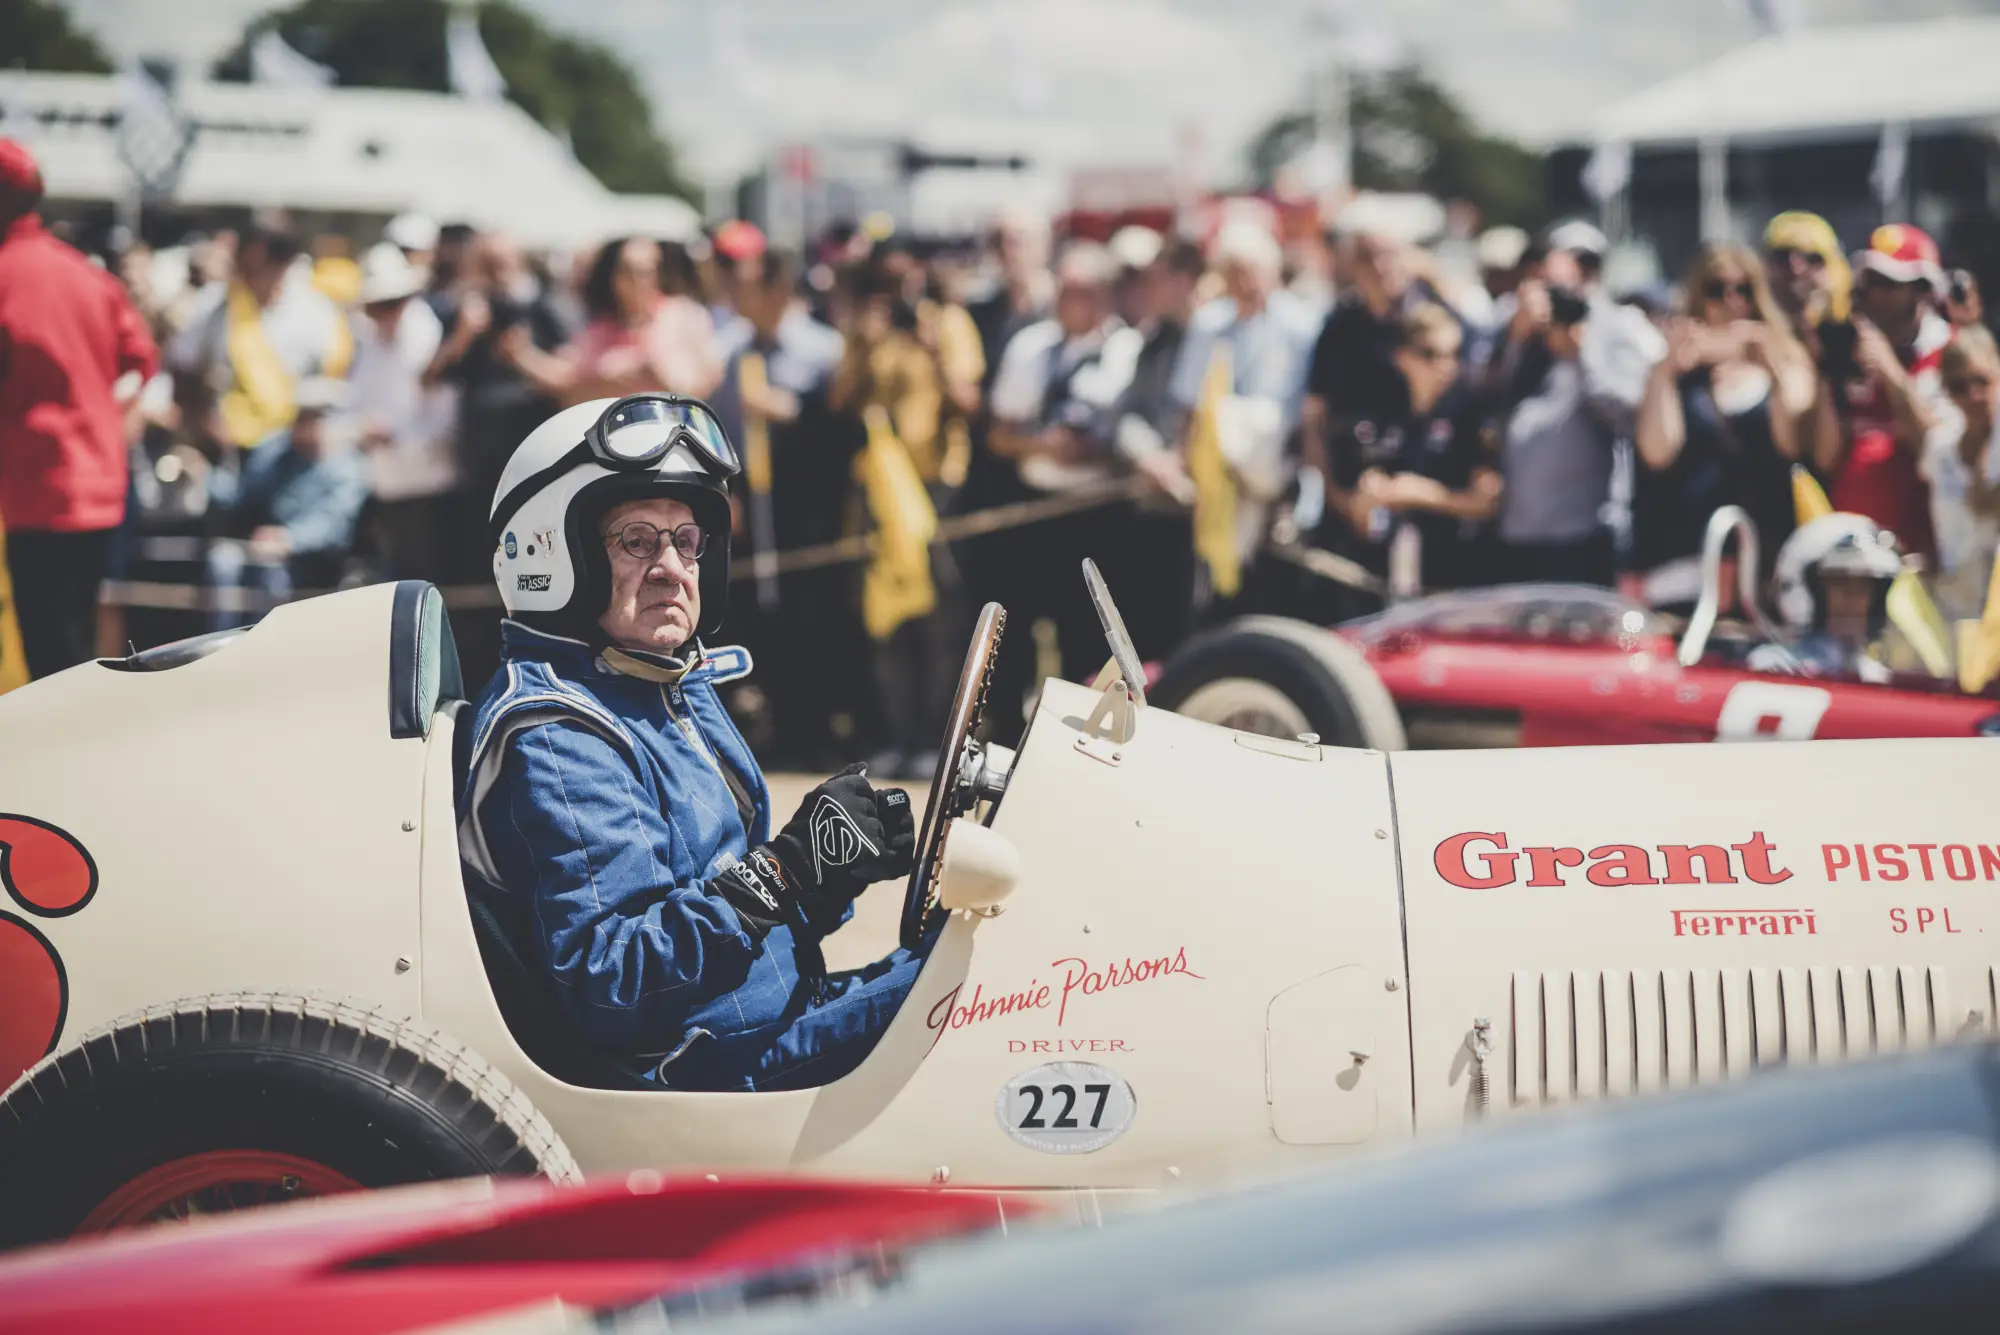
top-left (711, 765), bottom-right (914, 940)
top-left (769, 765), bottom-right (914, 929)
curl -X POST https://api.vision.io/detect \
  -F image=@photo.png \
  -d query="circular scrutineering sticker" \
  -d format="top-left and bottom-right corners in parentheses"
top-left (995, 1061), bottom-right (1136, 1154)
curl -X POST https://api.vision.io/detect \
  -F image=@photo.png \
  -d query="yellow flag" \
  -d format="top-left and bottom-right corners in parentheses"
top-left (738, 352), bottom-right (774, 496)
top-left (1791, 464), bottom-right (1834, 526)
top-left (1885, 569), bottom-right (1953, 677)
top-left (857, 404), bottom-right (938, 641)
top-left (0, 513), bottom-right (29, 695)
top-left (1186, 347), bottom-right (1239, 598)
top-left (1959, 549), bottom-right (2000, 694)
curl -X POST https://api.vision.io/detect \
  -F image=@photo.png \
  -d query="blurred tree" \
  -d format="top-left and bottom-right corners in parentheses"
top-left (1247, 65), bottom-right (1546, 230)
top-left (5, 0), bottom-right (115, 73)
top-left (213, 0), bottom-right (695, 200)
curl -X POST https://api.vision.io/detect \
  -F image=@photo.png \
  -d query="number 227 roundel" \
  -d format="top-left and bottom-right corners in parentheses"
top-left (996, 1061), bottom-right (1137, 1154)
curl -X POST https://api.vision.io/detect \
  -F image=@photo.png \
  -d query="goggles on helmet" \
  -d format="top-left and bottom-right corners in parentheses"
top-left (588, 394), bottom-right (740, 475)
top-left (491, 394), bottom-right (740, 546)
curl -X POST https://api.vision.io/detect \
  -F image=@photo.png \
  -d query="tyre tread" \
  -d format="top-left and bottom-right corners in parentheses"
top-left (0, 991), bottom-right (580, 1195)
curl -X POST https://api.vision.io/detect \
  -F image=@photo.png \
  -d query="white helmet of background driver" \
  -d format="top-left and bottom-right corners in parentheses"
top-left (488, 394), bottom-right (740, 641)
top-left (1773, 512), bottom-right (1904, 632)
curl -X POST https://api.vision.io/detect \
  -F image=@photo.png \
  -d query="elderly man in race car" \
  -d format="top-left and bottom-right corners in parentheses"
top-left (458, 394), bottom-right (927, 1091)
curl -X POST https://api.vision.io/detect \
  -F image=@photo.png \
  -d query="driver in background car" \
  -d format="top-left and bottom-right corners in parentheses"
top-left (1754, 512), bottom-right (1905, 682)
top-left (457, 394), bottom-right (927, 1091)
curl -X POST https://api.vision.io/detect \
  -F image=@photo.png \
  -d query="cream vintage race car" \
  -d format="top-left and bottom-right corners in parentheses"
top-left (2, 569), bottom-right (1996, 1246)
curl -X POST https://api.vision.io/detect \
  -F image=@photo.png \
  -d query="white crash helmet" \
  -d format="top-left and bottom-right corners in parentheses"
top-left (488, 394), bottom-right (740, 640)
top-left (1773, 512), bottom-right (1904, 632)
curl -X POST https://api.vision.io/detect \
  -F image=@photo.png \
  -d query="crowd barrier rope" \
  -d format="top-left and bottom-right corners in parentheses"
top-left (100, 476), bottom-right (1383, 614)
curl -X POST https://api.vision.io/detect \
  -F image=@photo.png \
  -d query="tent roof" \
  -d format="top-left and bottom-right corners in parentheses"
top-left (6, 72), bottom-right (696, 249)
top-left (1589, 17), bottom-right (2000, 148)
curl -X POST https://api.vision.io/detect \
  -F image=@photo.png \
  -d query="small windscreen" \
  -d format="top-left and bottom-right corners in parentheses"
top-left (1083, 558), bottom-right (1147, 706)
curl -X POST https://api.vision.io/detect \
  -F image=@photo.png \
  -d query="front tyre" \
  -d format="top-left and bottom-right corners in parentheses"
top-left (0, 992), bottom-right (578, 1247)
top-left (1153, 617), bottom-right (1406, 750)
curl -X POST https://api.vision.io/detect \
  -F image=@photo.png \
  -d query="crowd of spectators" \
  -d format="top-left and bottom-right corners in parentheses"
top-left (6, 125), bottom-right (2000, 766)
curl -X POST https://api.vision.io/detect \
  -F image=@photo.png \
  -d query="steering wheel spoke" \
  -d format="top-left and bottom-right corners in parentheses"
top-left (902, 603), bottom-right (1007, 950)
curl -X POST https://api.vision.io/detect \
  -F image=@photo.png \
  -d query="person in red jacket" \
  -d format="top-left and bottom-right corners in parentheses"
top-left (0, 138), bottom-right (158, 679)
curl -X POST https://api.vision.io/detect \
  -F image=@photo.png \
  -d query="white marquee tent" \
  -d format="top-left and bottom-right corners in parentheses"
top-left (1590, 16), bottom-right (2000, 148)
top-left (4, 71), bottom-right (699, 249)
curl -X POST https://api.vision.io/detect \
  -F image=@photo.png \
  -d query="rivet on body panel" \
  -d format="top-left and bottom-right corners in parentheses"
top-left (1374, 829), bottom-right (1386, 839)
top-left (394, 956), bottom-right (412, 973)
top-left (1165, 1166), bottom-right (1182, 1180)
top-left (400, 819), bottom-right (416, 832)
top-left (933, 1166), bottom-right (951, 1184)
top-left (1385, 978), bottom-right (1400, 991)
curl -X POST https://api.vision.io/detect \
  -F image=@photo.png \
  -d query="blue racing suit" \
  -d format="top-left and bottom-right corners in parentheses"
top-left (458, 620), bottom-right (928, 1090)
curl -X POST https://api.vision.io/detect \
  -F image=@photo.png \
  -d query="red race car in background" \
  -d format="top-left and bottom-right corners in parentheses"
top-left (1155, 509), bottom-right (2000, 750)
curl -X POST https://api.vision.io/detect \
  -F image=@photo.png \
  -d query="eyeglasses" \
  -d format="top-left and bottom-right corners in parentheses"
top-left (1704, 279), bottom-right (1756, 302)
top-left (605, 520), bottom-right (709, 565)
top-left (1768, 246), bottom-right (1828, 270)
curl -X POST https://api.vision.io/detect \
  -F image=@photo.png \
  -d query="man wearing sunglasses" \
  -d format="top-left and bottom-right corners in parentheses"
top-left (457, 393), bottom-right (927, 1091)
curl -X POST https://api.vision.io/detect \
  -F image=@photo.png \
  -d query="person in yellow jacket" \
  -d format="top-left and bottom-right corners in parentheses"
top-left (168, 225), bottom-right (353, 453)
top-left (831, 256), bottom-right (984, 778)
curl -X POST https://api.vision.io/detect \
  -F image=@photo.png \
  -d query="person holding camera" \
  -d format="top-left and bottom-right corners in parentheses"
top-left (1810, 224), bottom-right (1954, 564)
top-left (425, 231), bottom-right (572, 510)
top-left (1632, 243), bottom-right (1817, 607)
top-left (1925, 327), bottom-right (2000, 619)
top-left (1325, 304), bottom-right (1502, 595)
top-left (1487, 221), bottom-right (1665, 585)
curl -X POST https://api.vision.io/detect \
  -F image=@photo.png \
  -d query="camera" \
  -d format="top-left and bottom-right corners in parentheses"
top-left (1548, 285), bottom-right (1589, 327)
top-left (1819, 319), bottom-right (1859, 382)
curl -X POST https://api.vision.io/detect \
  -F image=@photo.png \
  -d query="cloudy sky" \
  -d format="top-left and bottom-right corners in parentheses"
top-left (59, 0), bottom-right (2000, 186)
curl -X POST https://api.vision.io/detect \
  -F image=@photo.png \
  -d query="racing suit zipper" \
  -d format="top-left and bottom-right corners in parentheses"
top-left (662, 682), bottom-right (760, 841)
top-left (659, 684), bottom-right (721, 776)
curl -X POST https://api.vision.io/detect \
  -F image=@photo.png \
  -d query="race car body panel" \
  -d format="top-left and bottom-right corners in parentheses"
top-left (1395, 736), bottom-right (2000, 1133)
top-left (0, 586), bottom-right (426, 1090)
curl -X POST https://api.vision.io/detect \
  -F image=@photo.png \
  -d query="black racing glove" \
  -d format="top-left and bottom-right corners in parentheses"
top-left (708, 765), bottom-right (916, 941)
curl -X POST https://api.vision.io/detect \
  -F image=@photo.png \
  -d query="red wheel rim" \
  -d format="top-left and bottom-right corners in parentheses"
top-left (76, 1150), bottom-right (363, 1233)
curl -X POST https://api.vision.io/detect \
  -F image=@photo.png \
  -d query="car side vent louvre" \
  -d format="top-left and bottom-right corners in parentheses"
top-left (1507, 966), bottom-right (1952, 1109)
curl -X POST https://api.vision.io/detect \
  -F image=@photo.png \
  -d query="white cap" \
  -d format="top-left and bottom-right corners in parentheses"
top-left (358, 242), bottom-right (429, 304)
top-left (1208, 221), bottom-right (1283, 280)
top-left (1109, 225), bottom-right (1164, 272)
top-left (384, 211), bottom-right (440, 254)
top-left (1475, 225), bottom-right (1530, 272)
top-left (1546, 219), bottom-right (1609, 257)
